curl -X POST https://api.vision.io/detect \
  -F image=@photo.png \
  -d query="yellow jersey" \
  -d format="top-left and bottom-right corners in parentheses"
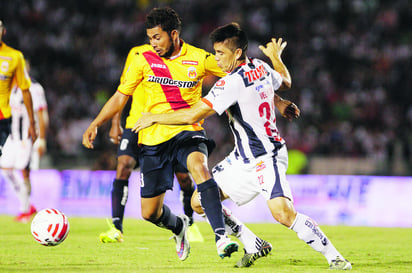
top-left (117, 41), bottom-right (225, 145)
top-left (118, 46), bottom-right (144, 129)
top-left (0, 42), bottom-right (31, 119)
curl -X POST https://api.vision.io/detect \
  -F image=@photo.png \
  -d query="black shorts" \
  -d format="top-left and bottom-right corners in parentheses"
top-left (117, 128), bottom-right (141, 168)
top-left (0, 118), bottom-right (11, 151)
top-left (139, 130), bottom-right (214, 198)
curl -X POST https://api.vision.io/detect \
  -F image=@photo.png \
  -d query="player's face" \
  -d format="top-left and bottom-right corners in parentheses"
top-left (147, 26), bottom-right (176, 58)
top-left (213, 41), bottom-right (241, 73)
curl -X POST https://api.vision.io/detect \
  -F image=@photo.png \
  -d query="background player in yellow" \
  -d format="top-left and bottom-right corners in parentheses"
top-left (99, 46), bottom-right (204, 243)
top-left (83, 8), bottom-right (238, 260)
top-left (0, 20), bottom-right (36, 155)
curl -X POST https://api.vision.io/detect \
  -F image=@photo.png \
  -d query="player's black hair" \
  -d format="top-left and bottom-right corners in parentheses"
top-left (210, 22), bottom-right (248, 60)
top-left (145, 7), bottom-right (182, 34)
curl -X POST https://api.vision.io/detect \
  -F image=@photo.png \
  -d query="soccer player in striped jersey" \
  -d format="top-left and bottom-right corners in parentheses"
top-left (83, 8), bottom-right (240, 260)
top-left (0, 60), bottom-right (48, 223)
top-left (0, 20), bottom-right (36, 156)
top-left (132, 23), bottom-right (352, 270)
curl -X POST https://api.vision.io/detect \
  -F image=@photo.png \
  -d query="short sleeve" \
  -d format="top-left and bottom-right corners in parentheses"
top-left (15, 52), bottom-right (31, 90)
top-left (117, 53), bottom-right (143, 96)
top-left (203, 75), bottom-right (240, 115)
top-left (266, 64), bottom-right (283, 91)
top-left (204, 52), bottom-right (227, 78)
top-left (31, 82), bottom-right (47, 112)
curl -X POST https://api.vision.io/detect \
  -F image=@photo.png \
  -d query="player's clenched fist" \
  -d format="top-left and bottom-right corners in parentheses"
top-left (82, 124), bottom-right (98, 149)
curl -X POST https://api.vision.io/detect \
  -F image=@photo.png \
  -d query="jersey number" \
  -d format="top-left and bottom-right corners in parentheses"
top-left (258, 102), bottom-right (276, 137)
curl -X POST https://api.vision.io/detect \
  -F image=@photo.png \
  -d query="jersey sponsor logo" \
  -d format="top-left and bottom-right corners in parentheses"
top-left (256, 84), bottom-right (268, 99)
top-left (150, 63), bottom-right (167, 69)
top-left (241, 64), bottom-right (268, 86)
top-left (256, 160), bottom-right (266, 172)
top-left (147, 75), bottom-right (198, 88)
top-left (215, 79), bottom-right (225, 87)
top-left (187, 66), bottom-right (197, 79)
top-left (143, 51), bottom-right (191, 110)
top-left (182, 60), bottom-right (198, 65)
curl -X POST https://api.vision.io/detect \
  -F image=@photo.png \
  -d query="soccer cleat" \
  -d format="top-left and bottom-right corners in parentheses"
top-left (14, 204), bottom-right (37, 223)
top-left (170, 215), bottom-right (190, 261)
top-left (99, 219), bottom-right (124, 243)
top-left (235, 240), bottom-right (272, 267)
top-left (329, 256), bottom-right (352, 270)
top-left (216, 236), bottom-right (239, 259)
top-left (187, 223), bottom-right (204, 242)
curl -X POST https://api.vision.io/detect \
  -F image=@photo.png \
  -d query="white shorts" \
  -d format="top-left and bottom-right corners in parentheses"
top-left (29, 139), bottom-right (42, 170)
top-left (212, 145), bottom-right (293, 206)
top-left (0, 136), bottom-right (33, 169)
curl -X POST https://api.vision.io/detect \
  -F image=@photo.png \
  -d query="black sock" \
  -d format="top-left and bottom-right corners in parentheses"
top-left (197, 179), bottom-right (225, 242)
top-left (182, 186), bottom-right (194, 225)
top-left (153, 204), bottom-right (182, 235)
top-left (111, 179), bottom-right (128, 232)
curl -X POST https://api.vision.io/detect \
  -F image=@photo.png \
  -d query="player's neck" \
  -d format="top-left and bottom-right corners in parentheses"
top-left (169, 39), bottom-right (182, 60)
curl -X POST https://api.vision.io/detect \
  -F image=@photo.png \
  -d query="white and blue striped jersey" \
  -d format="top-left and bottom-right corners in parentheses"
top-left (9, 80), bottom-right (47, 140)
top-left (203, 58), bottom-right (284, 163)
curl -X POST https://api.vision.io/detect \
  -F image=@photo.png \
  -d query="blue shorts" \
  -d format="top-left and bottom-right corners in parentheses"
top-left (117, 129), bottom-right (141, 168)
top-left (140, 130), bottom-right (214, 198)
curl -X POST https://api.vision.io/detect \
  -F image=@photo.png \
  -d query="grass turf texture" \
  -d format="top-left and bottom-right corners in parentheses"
top-left (0, 215), bottom-right (411, 273)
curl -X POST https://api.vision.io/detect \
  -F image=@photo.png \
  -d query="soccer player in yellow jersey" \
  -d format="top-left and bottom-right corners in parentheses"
top-left (98, 47), bottom-right (203, 244)
top-left (83, 8), bottom-right (238, 260)
top-left (0, 20), bottom-right (36, 156)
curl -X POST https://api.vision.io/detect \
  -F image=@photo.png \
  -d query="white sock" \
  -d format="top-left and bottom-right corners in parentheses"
top-left (290, 212), bottom-right (343, 263)
top-left (1, 169), bottom-right (30, 213)
top-left (222, 205), bottom-right (261, 254)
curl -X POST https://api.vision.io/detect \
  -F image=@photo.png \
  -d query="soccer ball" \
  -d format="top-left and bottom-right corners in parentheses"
top-left (31, 208), bottom-right (70, 246)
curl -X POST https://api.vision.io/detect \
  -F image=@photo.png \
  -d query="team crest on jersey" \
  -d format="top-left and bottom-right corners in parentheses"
top-left (1, 61), bottom-right (9, 73)
top-left (256, 160), bottom-right (266, 172)
top-left (187, 66), bottom-right (197, 79)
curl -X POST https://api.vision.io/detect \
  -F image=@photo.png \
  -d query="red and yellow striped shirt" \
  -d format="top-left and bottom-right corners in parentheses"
top-left (118, 42), bottom-right (225, 145)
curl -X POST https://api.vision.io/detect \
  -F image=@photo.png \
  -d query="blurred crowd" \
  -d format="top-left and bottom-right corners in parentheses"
top-left (1, 0), bottom-right (411, 174)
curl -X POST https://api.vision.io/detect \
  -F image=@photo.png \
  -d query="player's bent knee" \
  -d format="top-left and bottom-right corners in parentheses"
top-left (116, 156), bottom-right (136, 179)
top-left (268, 197), bottom-right (297, 227)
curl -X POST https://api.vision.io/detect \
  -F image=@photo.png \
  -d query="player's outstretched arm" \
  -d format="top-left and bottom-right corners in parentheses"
top-left (82, 92), bottom-right (129, 149)
top-left (274, 94), bottom-right (300, 121)
top-left (132, 100), bottom-right (215, 132)
top-left (259, 38), bottom-right (291, 90)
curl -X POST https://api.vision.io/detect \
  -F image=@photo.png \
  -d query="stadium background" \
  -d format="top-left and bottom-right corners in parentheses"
top-left (0, 1), bottom-right (411, 225)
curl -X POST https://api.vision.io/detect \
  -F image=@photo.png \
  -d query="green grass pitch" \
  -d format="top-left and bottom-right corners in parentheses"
top-left (0, 215), bottom-right (411, 273)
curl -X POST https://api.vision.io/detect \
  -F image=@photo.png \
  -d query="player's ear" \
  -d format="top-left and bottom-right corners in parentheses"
top-left (234, 48), bottom-right (242, 61)
top-left (170, 29), bottom-right (179, 40)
